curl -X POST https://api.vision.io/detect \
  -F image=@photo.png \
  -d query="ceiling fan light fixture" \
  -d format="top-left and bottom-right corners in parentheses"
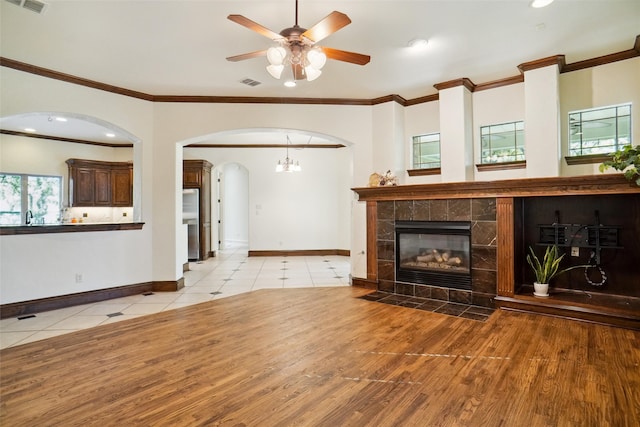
top-left (227, 1), bottom-right (370, 83)
top-left (267, 64), bottom-right (285, 79)
top-left (267, 46), bottom-right (287, 65)
top-left (304, 66), bottom-right (322, 81)
top-left (530, 0), bottom-right (554, 8)
top-left (306, 48), bottom-right (327, 69)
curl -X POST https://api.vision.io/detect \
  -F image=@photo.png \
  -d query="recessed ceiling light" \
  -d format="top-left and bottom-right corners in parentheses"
top-left (284, 81), bottom-right (296, 88)
top-left (105, 133), bottom-right (115, 138)
top-left (408, 38), bottom-right (429, 49)
top-left (55, 117), bottom-right (67, 122)
top-left (531, 0), bottom-right (554, 8)
top-left (24, 128), bottom-right (36, 133)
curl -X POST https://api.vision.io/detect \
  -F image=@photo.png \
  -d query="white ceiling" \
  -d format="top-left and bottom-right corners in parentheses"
top-left (1, 0), bottom-right (639, 145)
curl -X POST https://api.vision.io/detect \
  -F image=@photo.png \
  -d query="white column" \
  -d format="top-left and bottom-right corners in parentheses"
top-left (438, 84), bottom-right (474, 182)
top-left (524, 64), bottom-right (561, 177)
top-left (151, 141), bottom-right (181, 282)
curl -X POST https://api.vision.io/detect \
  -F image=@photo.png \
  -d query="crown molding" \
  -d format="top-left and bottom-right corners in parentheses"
top-left (0, 129), bottom-right (133, 147)
top-left (562, 35), bottom-right (640, 73)
top-left (474, 75), bottom-right (525, 92)
top-left (1, 35), bottom-right (638, 107)
top-left (433, 77), bottom-right (476, 92)
top-left (0, 57), bottom-right (154, 101)
top-left (517, 55), bottom-right (567, 73)
top-left (152, 95), bottom-right (373, 106)
top-left (405, 93), bottom-right (439, 106)
top-left (184, 143), bottom-right (345, 149)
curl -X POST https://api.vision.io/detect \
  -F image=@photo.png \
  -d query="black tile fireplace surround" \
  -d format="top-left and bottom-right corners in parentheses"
top-left (376, 198), bottom-right (498, 309)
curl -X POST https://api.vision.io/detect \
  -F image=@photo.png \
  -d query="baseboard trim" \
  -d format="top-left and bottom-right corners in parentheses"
top-left (248, 249), bottom-right (350, 257)
top-left (153, 278), bottom-right (185, 292)
top-left (183, 262), bottom-right (190, 272)
top-left (352, 277), bottom-right (378, 290)
top-left (1, 279), bottom-right (185, 319)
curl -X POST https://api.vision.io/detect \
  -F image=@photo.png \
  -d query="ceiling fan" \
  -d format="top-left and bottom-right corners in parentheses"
top-left (226, 0), bottom-right (370, 82)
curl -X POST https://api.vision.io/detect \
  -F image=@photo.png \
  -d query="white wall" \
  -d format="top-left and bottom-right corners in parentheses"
top-left (150, 102), bottom-right (373, 282)
top-left (1, 68), bottom-right (154, 304)
top-left (185, 145), bottom-right (351, 252)
top-left (0, 230), bottom-right (149, 303)
top-left (473, 83), bottom-right (526, 181)
top-left (1, 55), bottom-right (637, 305)
top-left (560, 57), bottom-right (640, 176)
top-left (404, 101), bottom-right (441, 185)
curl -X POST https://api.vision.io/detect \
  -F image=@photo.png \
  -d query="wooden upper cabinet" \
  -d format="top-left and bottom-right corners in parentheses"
top-left (183, 167), bottom-right (202, 188)
top-left (67, 159), bottom-right (133, 207)
top-left (74, 167), bottom-right (96, 206)
top-left (111, 166), bottom-right (133, 207)
top-left (94, 168), bottom-right (112, 206)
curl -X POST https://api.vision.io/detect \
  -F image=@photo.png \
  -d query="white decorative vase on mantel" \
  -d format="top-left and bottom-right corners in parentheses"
top-left (533, 282), bottom-right (549, 297)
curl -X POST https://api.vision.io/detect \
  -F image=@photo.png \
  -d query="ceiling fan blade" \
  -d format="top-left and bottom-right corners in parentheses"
top-left (226, 50), bottom-right (268, 62)
top-left (227, 15), bottom-right (282, 40)
top-left (322, 47), bottom-right (370, 65)
top-left (301, 11), bottom-right (351, 43)
top-left (292, 64), bottom-right (305, 80)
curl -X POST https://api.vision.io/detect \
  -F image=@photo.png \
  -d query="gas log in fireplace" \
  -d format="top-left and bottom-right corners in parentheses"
top-left (395, 221), bottom-right (472, 290)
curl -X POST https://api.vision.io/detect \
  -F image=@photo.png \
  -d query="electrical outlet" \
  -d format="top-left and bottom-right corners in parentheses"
top-left (75, 273), bottom-right (83, 283)
top-left (571, 246), bottom-right (579, 257)
top-left (122, 212), bottom-right (127, 217)
top-left (83, 212), bottom-right (88, 218)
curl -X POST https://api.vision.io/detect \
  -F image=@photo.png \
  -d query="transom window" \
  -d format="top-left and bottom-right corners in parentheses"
top-left (412, 133), bottom-right (441, 169)
top-left (480, 121), bottom-right (525, 164)
top-left (0, 173), bottom-right (62, 225)
top-left (568, 103), bottom-right (631, 156)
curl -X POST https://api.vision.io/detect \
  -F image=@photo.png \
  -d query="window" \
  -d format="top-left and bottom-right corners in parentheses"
top-left (412, 133), bottom-right (441, 169)
top-left (569, 104), bottom-right (631, 156)
top-left (480, 121), bottom-right (525, 164)
top-left (0, 173), bottom-right (62, 225)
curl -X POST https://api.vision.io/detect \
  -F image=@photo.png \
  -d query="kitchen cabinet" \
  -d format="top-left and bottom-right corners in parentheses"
top-left (111, 164), bottom-right (133, 206)
top-left (184, 159), bottom-right (213, 261)
top-left (67, 159), bottom-right (132, 207)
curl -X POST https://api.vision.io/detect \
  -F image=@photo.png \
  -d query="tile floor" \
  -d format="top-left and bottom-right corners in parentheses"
top-left (0, 247), bottom-right (351, 350)
top-left (358, 291), bottom-right (495, 322)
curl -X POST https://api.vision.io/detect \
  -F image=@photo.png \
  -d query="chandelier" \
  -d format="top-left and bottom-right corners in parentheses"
top-left (276, 136), bottom-right (302, 172)
top-left (266, 44), bottom-right (327, 81)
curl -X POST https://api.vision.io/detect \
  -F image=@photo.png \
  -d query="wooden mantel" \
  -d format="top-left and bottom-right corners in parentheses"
top-left (351, 174), bottom-right (638, 201)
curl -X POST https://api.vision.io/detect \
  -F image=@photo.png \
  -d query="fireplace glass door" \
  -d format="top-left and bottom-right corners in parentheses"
top-left (398, 233), bottom-right (470, 273)
top-left (396, 221), bottom-right (472, 289)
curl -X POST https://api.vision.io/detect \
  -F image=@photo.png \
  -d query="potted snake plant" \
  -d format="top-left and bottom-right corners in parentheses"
top-left (526, 245), bottom-right (587, 297)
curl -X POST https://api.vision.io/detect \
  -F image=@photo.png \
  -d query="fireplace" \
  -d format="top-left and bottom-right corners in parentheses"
top-left (395, 221), bottom-right (472, 290)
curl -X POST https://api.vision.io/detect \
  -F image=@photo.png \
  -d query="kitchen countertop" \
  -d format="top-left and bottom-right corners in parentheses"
top-left (0, 222), bottom-right (145, 235)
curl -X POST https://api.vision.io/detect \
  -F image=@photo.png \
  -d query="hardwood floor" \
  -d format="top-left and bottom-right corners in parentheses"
top-left (1, 287), bottom-right (639, 426)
